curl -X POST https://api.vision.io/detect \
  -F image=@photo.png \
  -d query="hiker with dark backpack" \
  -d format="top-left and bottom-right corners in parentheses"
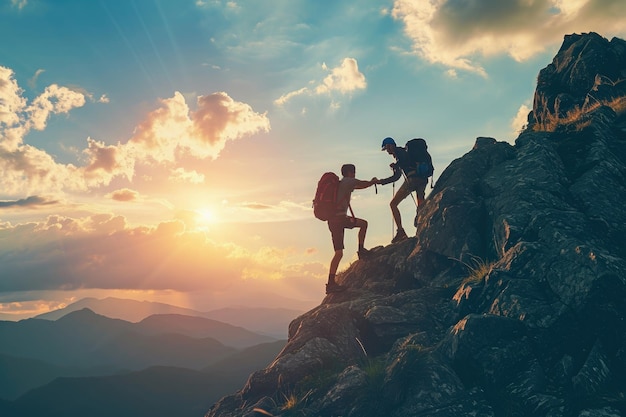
top-left (377, 137), bottom-right (434, 243)
top-left (313, 164), bottom-right (377, 294)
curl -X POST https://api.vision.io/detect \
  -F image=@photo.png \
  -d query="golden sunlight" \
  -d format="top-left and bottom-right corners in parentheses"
top-left (195, 208), bottom-right (217, 229)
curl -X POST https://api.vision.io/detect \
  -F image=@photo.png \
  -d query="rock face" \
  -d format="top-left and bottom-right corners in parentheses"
top-left (530, 32), bottom-right (626, 130)
top-left (207, 32), bottom-right (626, 417)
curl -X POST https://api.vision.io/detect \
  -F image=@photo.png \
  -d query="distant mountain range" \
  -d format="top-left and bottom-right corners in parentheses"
top-left (34, 296), bottom-right (303, 338)
top-left (0, 308), bottom-right (284, 402)
top-left (6, 339), bottom-right (285, 417)
top-left (0, 308), bottom-right (273, 369)
top-left (0, 298), bottom-right (296, 416)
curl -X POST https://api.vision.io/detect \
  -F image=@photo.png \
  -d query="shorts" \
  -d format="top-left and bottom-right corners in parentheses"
top-left (327, 215), bottom-right (357, 251)
top-left (394, 176), bottom-right (428, 203)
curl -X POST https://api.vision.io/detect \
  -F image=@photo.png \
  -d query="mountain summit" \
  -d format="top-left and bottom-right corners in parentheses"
top-left (207, 32), bottom-right (626, 417)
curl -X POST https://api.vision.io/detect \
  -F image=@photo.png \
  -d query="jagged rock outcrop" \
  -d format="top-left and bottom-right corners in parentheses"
top-left (530, 32), bottom-right (626, 130)
top-left (207, 32), bottom-right (626, 417)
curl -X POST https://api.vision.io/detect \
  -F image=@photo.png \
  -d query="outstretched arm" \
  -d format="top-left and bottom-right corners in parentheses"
top-left (354, 177), bottom-right (378, 190)
top-left (377, 165), bottom-right (402, 185)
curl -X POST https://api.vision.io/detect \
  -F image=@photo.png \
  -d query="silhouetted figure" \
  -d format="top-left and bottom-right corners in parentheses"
top-left (377, 137), bottom-right (433, 243)
top-left (326, 164), bottom-right (377, 294)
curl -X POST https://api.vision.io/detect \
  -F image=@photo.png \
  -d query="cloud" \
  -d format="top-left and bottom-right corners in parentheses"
top-left (169, 167), bottom-right (205, 184)
top-left (0, 66), bottom-right (270, 197)
top-left (0, 214), bottom-right (324, 296)
top-left (274, 87), bottom-right (309, 106)
top-left (11, 0), bottom-right (27, 10)
top-left (218, 200), bottom-right (310, 223)
top-left (26, 84), bottom-right (86, 131)
top-left (0, 144), bottom-right (84, 195)
top-left (84, 138), bottom-right (123, 174)
top-left (511, 103), bottom-right (532, 137)
top-left (275, 57), bottom-right (367, 106)
top-left (107, 188), bottom-right (140, 202)
top-left (191, 91), bottom-right (271, 151)
top-left (0, 66), bottom-right (27, 130)
top-left (315, 58), bottom-right (367, 94)
top-left (128, 91), bottom-right (270, 162)
top-left (0, 298), bottom-right (65, 317)
top-left (0, 195), bottom-right (58, 208)
top-left (28, 69), bottom-right (45, 89)
top-left (240, 202), bottom-right (273, 210)
top-left (391, 0), bottom-right (626, 76)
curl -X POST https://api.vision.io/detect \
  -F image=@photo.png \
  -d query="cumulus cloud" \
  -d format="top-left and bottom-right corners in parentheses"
top-left (128, 91), bottom-right (270, 162)
top-left (0, 66), bottom-right (270, 197)
top-left (26, 84), bottom-right (86, 131)
top-left (315, 58), bottom-right (367, 94)
top-left (0, 144), bottom-right (85, 194)
top-left (0, 66), bottom-right (27, 129)
top-left (191, 91), bottom-right (270, 151)
top-left (274, 57), bottom-right (367, 106)
top-left (83, 138), bottom-right (125, 175)
top-left (391, 0), bottom-right (626, 76)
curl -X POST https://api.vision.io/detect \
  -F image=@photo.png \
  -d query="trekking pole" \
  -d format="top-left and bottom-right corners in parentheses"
top-left (391, 181), bottom-right (395, 240)
top-left (401, 170), bottom-right (420, 228)
top-left (401, 170), bottom-right (418, 208)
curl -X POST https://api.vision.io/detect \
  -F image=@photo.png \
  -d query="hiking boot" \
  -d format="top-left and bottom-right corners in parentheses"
top-left (326, 282), bottom-right (347, 294)
top-left (357, 248), bottom-right (371, 260)
top-left (391, 229), bottom-right (408, 243)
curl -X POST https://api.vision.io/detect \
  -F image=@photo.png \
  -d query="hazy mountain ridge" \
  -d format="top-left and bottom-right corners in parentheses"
top-left (207, 32), bottom-right (626, 417)
top-left (0, 342), bottom-right (287, 417)
top-left (9, 366), bottom-right (251, 417)
top-left (0, 308), bottom-right (270, 368)
top-left (0, 352), bottom-right (117, 401)
top-left (34, 296), bottom-right (303, 338)
top-left (0, 308), bottom-right (283, 402)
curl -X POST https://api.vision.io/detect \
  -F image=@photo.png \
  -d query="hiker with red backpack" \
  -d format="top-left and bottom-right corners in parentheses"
top-left (377, 137), bottom-right (434, 243)
top-left (313, 164), bottom-right (377, 294)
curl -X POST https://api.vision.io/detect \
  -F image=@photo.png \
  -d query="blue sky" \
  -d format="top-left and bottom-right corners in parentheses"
top-left (1, 0), bottom-right (625, 319)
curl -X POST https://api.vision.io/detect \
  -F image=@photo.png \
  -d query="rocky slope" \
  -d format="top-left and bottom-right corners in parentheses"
top-left (206, 32), bottom-right (626, 417)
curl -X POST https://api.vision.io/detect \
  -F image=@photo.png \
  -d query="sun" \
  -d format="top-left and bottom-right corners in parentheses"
top-left (194, 208), bottom-right (217, 230)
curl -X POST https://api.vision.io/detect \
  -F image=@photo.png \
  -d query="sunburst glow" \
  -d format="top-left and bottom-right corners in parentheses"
top-left (195, 208), bottom-right (216, 229)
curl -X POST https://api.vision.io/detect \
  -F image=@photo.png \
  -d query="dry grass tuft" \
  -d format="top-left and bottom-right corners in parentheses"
top-left (535, 95), bottom-right (626, 132)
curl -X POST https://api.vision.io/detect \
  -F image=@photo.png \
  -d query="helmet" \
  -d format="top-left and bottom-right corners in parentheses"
top-left (381, 137), bottom-right (396, 150)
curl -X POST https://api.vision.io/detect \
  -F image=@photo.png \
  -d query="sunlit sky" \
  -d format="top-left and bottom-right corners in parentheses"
top-left (1, 0), bottom-right (625, 320)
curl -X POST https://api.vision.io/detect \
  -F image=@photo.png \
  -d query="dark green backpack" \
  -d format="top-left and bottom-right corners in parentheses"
top-left (405, 138), bottom-right (434, 178)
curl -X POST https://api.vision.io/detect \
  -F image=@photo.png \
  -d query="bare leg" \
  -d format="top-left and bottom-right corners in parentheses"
top-left (355, 218), bottom-right (368, 248)
top-left (329, 249), bottom-right (343, 280)
top-left (390, 197), bottom-right (403, 230)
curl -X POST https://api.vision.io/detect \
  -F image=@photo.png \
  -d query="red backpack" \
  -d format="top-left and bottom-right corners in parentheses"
top-left (312, 172), bottom-right (339, 221)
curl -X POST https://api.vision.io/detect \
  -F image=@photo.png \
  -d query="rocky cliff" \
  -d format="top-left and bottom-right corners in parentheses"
top-left (207, 32), bottom-right (626, 417)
